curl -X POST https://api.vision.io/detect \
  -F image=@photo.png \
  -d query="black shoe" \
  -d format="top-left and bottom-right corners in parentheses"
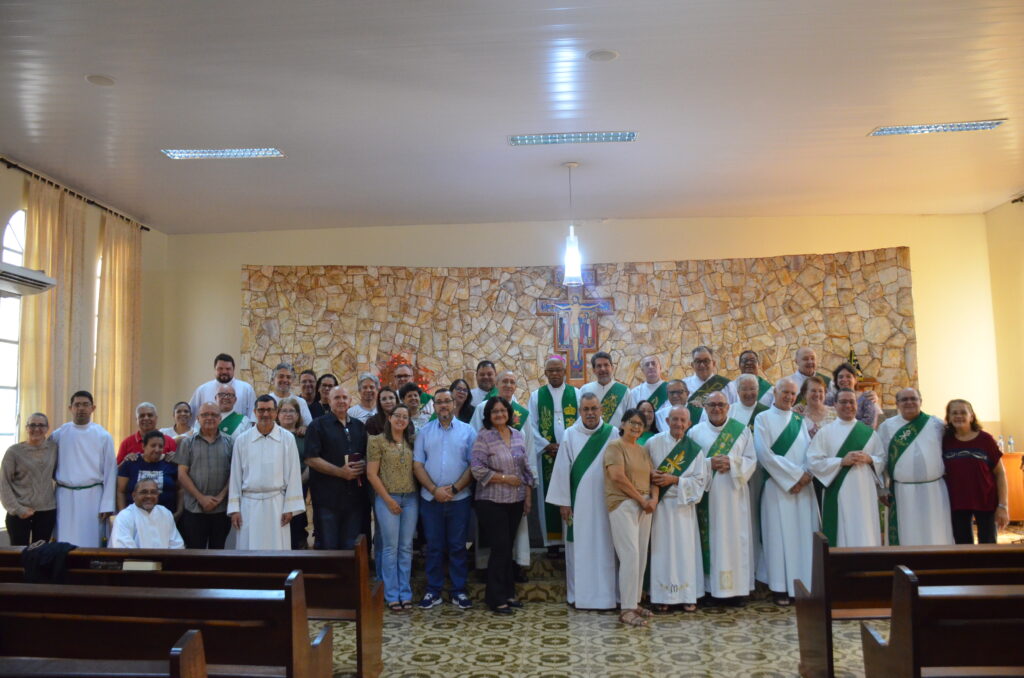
top-left (490, 605), bottom-right (514, 615)
top-left (514, 565), bottom-right (529, 583)
top-left (506, 599), bottom-right (524, 608)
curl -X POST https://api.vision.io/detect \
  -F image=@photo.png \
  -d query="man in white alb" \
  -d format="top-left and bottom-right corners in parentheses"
top-left (213, 383), bottom-right (251, 436)
top-left (683, 346), bottom-right (733, 408)
top-left (724, 350), bottom-right (774, 407)
top-left (528, 356), bottom-right (579, 547)
top-left (579, 351), bottom-right (630, 428)
top-left (546, 393), bottom-right (619, 609)
top-left (52, 390), bottom-right (117, 547)
top-left (470, 360), bottom-right (498, 408)
top-left (188, 353), bottom-right (256, 426)
top-left (228, 395), bottom-right (306, 550)
top-left (628, 355), bottom-right (668, 411)
top-left (787, 347), bottom-right (831, 404)
top-left (753, 378), bottom-right (819, 604)
top-left (648, 406), bottom-right (706, 611)
top-left (808, 389), bottom-right (885, 547)
top-left (876, 388), bottom-right (954, 546)
top-left (654, 380), bottom-right (694, 432)
top-left (688, 391), bottom-right (757, 603)
top-left (347, 372), bottom-right (379, 424)
top-left (110, 478), bottom-right (185, 548)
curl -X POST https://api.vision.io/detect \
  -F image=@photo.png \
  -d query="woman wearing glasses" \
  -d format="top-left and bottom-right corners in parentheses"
top-left (0, 413), bottom-right (58, 545)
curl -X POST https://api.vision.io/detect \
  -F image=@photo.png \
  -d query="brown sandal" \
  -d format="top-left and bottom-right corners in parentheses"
top-left (619, 610), bottom-right (648, 627)
top-left (682, 603), bottom-right (698, 612)
top-left (635, 607), bottom-right (653, 618)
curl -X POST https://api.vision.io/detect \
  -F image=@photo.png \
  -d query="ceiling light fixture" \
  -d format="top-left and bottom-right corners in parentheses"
top-left (160, 148), bottom-right (284, 159)
top-left (562, 161), bottom-right (583, 287)
top-left (869, 119), bottom-right (1006, 136)
top-left (509, 131), bottom-right (636, 146)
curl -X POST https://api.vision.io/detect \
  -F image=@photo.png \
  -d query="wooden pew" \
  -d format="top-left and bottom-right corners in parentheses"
top-left (0, 571), bottom-right (331, 678)
top-left (860, 566), bottom-right (1024, 677)
top-left (0, 629), bottom-right (208, 678)
top-left (0, 535), bottom-right (382, 678)
top-left (795, 532), bottom-right (1024, 678)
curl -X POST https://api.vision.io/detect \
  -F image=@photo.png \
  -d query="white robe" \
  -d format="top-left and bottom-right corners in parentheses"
top-left (697, 400), bottom-right (761, 427)
top-left (647, 431), bottom-right (707, 604)
top-left (528, 383), bottom-right (579, 546)
top-left (753, 407), bottom-right (820, 597)
top-left (347, 404), bottom-right (376, 424)
top-left (725, 377), bottom-right (775, 408)
top-left (470, 387), bottom-right (491, 409)
top-left (628, 380), bottom-right (665, 410)
top-left (227, 424), bottom-right (306, 550)
top-left (689, 420), bottom-right (756, 597)
top-left (683, 374), bottom-right (736, 404)
top-left (470, 396), bottom-right (535, 568)
top-left (52, 422), bottom-right (117, 547)
top-left (110, 503), bottom-right (185, 548)
top-left (188, 378), bottom-right (256, 424)
top-left (545, 419), bottom-right (620, 609)
top-left (877, 414), bottom-right (954, 546)
top-left (808, 418), bottom-right (885, 547)
top-left (579, 380), bottom-right (630, 428)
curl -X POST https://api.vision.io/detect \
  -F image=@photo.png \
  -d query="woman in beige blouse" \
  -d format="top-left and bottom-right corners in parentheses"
top-left (604, 408), bottom-right (659, 627)
top-left (366, 404), bottom-right (418, 612)
top-left (795, 375), bottom-right (836, 438)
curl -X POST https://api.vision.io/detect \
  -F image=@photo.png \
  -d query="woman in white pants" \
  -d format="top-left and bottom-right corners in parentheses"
top-left (604, 408), bottom-right (658, 627)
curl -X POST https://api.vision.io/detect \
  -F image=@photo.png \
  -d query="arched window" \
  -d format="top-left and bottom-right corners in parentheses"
top-left (0, 209), bottom-right (26, 451)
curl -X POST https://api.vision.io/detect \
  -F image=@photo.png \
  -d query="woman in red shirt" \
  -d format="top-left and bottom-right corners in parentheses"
top-left (942, 399), bottom-right (1009, 544)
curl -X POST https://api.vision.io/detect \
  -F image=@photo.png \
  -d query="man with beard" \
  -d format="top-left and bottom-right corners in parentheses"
top-left (188, 353), bottom-right (256, 424)
top-left (579, 351), bottom-right (629, 428)
top-left (470, 360), bottom-right (498, 407)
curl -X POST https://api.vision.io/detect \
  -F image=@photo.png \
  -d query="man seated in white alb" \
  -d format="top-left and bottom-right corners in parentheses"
top-left (110, 478), bottom-right (184, 548)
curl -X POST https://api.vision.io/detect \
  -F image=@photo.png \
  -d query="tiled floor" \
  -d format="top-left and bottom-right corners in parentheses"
top-left (315, 599), bottom-right (878, 678)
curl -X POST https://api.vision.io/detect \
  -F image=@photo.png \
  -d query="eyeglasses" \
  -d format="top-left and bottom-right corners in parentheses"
top-left (667, 389), bottom-right (686, 396)
top-left (704, 403), bottom-right (727, 409)
top-left (26, 423), bottom-right (48, 429)
top-left (693, 358), bottom-right (712, 366)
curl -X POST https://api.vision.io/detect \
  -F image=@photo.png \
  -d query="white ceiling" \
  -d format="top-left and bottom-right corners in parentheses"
top-left (1, 0), bottom-right (1022, 234)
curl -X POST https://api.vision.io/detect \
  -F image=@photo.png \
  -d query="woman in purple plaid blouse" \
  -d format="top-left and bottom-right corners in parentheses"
top-left (471, 396), bottom-right (536, 615)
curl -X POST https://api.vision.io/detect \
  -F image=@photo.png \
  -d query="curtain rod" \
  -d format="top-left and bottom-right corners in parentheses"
top-left (1, 156), bottom-right (150, 232)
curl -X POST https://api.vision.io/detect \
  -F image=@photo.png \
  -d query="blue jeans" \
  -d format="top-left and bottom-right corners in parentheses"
top-left (375, 493), bottom-right (418, 603)
top-left (313, 502), bottom-right (365, 550)
top-left (419, 496), bottom-right (471, 596)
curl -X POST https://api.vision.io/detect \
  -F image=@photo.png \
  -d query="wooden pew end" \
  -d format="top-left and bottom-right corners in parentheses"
top-left (170, 630), bottom-right (207, 678)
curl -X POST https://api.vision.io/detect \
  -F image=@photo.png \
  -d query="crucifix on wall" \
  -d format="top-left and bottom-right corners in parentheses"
top-left (537, 268), bottom-right (615, 386)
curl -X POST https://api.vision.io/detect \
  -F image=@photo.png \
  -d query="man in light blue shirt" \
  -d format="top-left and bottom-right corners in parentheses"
top-left (413, 388), bottom-right (477, 610)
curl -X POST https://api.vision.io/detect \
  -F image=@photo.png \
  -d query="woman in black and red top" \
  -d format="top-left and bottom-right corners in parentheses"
top-left (942, 399), bottom-right (1009, 544)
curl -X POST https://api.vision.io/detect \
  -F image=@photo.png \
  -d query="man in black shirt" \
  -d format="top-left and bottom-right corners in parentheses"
top-left (304, 386), bottom-right (368, 549)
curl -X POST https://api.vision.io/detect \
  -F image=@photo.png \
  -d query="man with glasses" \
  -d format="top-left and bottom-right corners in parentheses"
top-left (413, 389), bottom-right (477, 610)
top-left (683, 346), bottom-right (733, 410)
top-left (214, 383), bottom-right (251, 436)
top-left (392, 363), bottom-right (434, 415)
top-left (654, 379), bottom-right (698, 432)
top-left (876, 388), bottom-right (953, 545)
top-left (1, 413), bottom-right (58, 545)
top-left (110, 478), bottom-right (184, 549)
top-left (176, 401), bottom-right (233, 549)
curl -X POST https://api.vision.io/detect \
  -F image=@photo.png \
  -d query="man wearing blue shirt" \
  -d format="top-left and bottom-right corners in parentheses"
top-left (413, 388), bottom-right (477, 610)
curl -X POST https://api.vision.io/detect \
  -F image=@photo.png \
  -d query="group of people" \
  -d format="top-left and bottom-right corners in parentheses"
top-left (1, 346), bottom-right (1010, 624)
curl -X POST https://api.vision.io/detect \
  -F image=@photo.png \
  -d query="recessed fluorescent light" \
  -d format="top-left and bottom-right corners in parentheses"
top-left (160, 148), bottom-right (284, 159)
top-left (508, 131), bottom-right (636, 146)
top-left (869, 119), bottom-right (1006, 136)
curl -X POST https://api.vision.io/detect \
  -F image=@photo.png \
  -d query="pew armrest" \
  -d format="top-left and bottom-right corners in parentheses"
top-left (795, 577), bottom-right (831, 678)
top-left (170, 630), bottom-right (207, 678)
top-left (309, 625), bottom-right (333, 678)
top-left (860, 622), bottom-right (893, 678)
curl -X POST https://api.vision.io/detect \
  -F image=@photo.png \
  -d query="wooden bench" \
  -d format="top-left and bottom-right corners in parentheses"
top-left (0, 629), bottom-right (209, 678)
top-left (861, 566), bottom-right (1024, 677)
top-left (0, 535), bottom-right (382, 678)
top-left (795, 532), bottom-right (1024, 678)
top-left (0, 571), bottom-right (331, 678)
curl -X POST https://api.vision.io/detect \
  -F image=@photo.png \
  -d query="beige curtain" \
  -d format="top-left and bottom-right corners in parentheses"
top-left (17, 179), bottom-right (91, 429)
top-left (93, 213), bottom-right (142, 442)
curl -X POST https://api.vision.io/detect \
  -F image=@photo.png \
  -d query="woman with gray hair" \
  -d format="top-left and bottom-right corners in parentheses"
top-left (348, 373), bottom-right (379, 424)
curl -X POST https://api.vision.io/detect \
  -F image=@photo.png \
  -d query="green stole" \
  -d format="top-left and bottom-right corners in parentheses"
top-left (687, 404), bottom-right (704, 426)
top-left (655, 435), bottom-right (703, 503)
top-left (885, 411), bottom-right (930, 545)
top-left (637, 431), bottom-right (655, 446)
top-left (600, 382), bottom-right (628, 423)
top-left (756, 376), bottom-right (772, 401)
top-left (420, 391), bottom-right (434, 408)
top-left (747, 403), bottom-right (769, 429)
top-left (646, 382), bottom-right (669, 410)
top-left (538, 386), bottom-right (579, 542)
top-left (219, 412), bottom-right (245, 436)
top-left (509, 400), bottom-right (529, 430)
top-left (566, 423), bottom-right (613, 542)
top-left (484, 387), bottom-right (498, 400)
top-left (696, 418), bottom-right (747, 576)
top-left (763, 411), bottom-right (803, 481)
top-left (689, 374), bottom-right (731, 405)
top-left (821, 421), bottom-right (874, 545)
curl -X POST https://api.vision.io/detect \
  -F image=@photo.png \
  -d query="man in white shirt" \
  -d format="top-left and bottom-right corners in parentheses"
top-left (188, 353), bottom-right (256, 425)
top-left (724, 350), bottom-right (774, 407)
top-left (579, 351), bottom-right (630, 428)
top-left (261, 362), bottom-right (313, 427)
top-left (52, 390), bottom-right (117, 548)
top-left (348, 373), bottom-right (379, 424)
top-left (110, 478), bottom-right (184, 548)
top-left (469, 360), bottom-right (498, 408)
top-left (628, 355), bottom-right (667, 411)
top-left (528, 356), bottom-right (579, 547)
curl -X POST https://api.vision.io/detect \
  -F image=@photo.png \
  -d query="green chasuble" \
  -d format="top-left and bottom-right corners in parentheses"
top-left (689, 374), bottom-right (731, 406)
top-left (566, 422), bottom-right (613, 542)
top-left (696, 418), bottom-right (747, 576)
top-left (538, 386), bottom-right (578, 542)
top-left (821, 421), bottom-right (874, 545)
top-left (600, 382), bottom-right (628, 423)
top-left (885, 411), bottom-right (931, 545)
top-left (219, 412), bottom-right (246, 436)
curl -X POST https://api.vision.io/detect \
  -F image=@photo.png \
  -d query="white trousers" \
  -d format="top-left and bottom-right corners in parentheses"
top-left (608, 498), bottom-right (652, 610)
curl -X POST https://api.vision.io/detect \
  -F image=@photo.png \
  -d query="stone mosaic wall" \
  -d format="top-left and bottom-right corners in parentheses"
top-left (240, 247), bottom-right (917, 406)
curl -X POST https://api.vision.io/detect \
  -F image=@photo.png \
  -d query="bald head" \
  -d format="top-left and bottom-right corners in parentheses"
top-left (215, 383), bottom-right (237, 413)
top-left (795, 347), bottom-right (817, 377)
top-left (329, 386), bottom-right (351, 419)
top-left (667, 405), bottom-right (692, 439)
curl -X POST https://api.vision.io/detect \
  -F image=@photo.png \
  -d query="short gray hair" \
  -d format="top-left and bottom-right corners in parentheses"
top-left (357, 372), bottom-right (380, 388)
top-left (579, 392), bottom-right (601, 405)
top-left (273, 362), bottom-right (294, 376)
top-left (691, 345), bottom-right (715, 358)
top-left (135, 402), bottom-right (157, 416)
top-left (734, 373), bottom-right (758, 389)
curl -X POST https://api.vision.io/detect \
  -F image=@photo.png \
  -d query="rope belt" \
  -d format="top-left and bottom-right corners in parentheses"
top-left (895, 477), bottom-right (943, 485)
top-left (56, 481), bottom-right (102, 491)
